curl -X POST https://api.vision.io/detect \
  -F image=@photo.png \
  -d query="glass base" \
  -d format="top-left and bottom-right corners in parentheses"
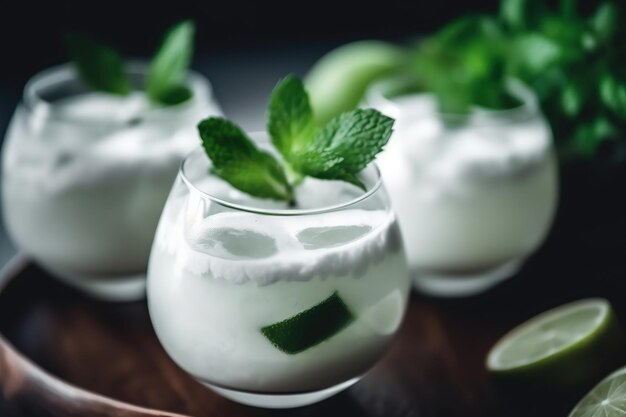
top-left (46, 265), bottom-right (146, 302)
top-left (412, 258), bottom-right (523, 298)
top-left (202, 378), bottom-right (360, 408)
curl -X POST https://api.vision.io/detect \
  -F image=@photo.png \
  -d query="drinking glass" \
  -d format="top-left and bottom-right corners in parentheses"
top-left (147, 139), bottom-right (410, 408)
top-left (365, 78), bottom-right (558, 297)
top-left (2, 63), bottom-right (221, 301)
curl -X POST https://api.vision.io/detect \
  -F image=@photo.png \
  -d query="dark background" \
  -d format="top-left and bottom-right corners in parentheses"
top-left (0, 0), bottom-right (499, 146)
top-left (0, 0), bottom-right (497, 87)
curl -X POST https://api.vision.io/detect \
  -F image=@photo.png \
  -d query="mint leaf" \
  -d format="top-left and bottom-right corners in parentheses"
top-left (600, 71), bottom-right (626, 120)
top-left (66, 34), bottom-right (131, 95)
top-left (156, 84), bottom-right (193, 106)
top-left (290, 109), bottom-right (394, 190)
top-left (266, 76), bottom-right (393, 190)
top-left (573, 116), bottom-right (617, 157)
top-left (261, 291), bottom-right (354, 354)
top-left (414, 16), bottom-right (513, 113)
top-left (509, 33), bottom-right (563, 79)
top-left (147, 20), bottom-right (195, 105)
top-left (500, 0), bottom-right (527, 30)
top-left (267, 75), bottom-right (317, 160)
top-left (590, 3), bottom-right (618, 43)
top-left (197, 117), bottom-right (292, 201)
top-left (197, 76), bottom-right (393, 203)
top-left (560, 82), bottom-right (584, 117)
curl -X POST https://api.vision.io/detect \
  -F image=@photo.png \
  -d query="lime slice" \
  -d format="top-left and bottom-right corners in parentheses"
top-left (261, 291), bottom-right (354, 354)
top-left (487, 298), bottom-right (625, 389)
top-left (569, 366), bottom-right (626, 417)
top-left (305, 41), bottom-right (404, 125)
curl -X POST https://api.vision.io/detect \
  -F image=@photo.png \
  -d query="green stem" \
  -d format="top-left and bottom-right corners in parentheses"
top-left (285, 163), bottom-right (305, 187)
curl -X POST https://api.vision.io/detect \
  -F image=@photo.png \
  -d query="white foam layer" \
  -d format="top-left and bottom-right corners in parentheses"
top-left (377, 94), bottom-right (551, 197)
top-left (5, 91), bottom-right (220, 193)
top-left (158, 207), bottom-right (401, 285)
top-left (53, 92), bottom-right (150, 123)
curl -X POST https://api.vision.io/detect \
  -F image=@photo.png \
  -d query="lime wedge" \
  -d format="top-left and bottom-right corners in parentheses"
top-left (305, 41), bottom-right (404, 125)
top-left (261, 291), bottom-right (354, 354)
top-left (569, 366), bottom-right (626, 417)
top-left (487, 298), bottom-right (625, 389)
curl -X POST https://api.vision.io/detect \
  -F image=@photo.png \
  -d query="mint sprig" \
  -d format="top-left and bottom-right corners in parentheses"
top-left (408, 0), bottom-right (626, 158)
top-left (290, 109), bottom-right (393, 190)
top-left (146, 20), bottom-right (195, 105)
top-left (268, 75), bottom-right (393, 190)
top-left (198, 118), bottom-right (293, 202)
top-left (502, 0), bottom-right (625, 158)
top-left (413, 16), bottom-right (518, 114)
top-left (66, 20), bottom-right (195, 106)
top-left (66, 34), bottom-right (131, 96)
top-left (198, 75), bottom-right (394, 203)
top-left (267, 75), bottom-right (317, 158)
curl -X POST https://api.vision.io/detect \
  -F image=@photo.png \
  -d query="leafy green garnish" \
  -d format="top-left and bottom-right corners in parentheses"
top-left (267, 75), bottom-right (393, 189)
top-left (503, 0), bottom-right (625, 159)
top-left (146, 20), bottom-right (195, 106)
top-left (66, 34), bottom-right (131, 96)
top-left (267, 75), bottom-right (316, 183)
top-left (267, 75), bottom-right (317, 162)
top-left (198, 75), bottom-right (394, 202)
top-left (289, 109), bottom-right (393, 190)
top-left (590, 3), bottom-right (618, 43)
top-left (66, 21), bottom-right (195, 106)
top-left (413, 16), bottom-right (519, 114)
top-left (197, 118), bottom-right (293, 202)
top-left (405, 0), bottom-right (626, 158)
top-left (260, 291), bottom-right (354, 354)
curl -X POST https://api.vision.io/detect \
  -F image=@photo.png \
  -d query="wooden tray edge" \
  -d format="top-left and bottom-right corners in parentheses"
top-left (0, 254), bottom-right (190, 417)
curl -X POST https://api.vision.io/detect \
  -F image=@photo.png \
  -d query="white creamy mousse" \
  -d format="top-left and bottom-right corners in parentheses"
top-left (375, 94), bottom-right (557, 273)
top-left (2, 88), bottom-right (221, 286)
top-left (148, 177), bottom-right (409, 393)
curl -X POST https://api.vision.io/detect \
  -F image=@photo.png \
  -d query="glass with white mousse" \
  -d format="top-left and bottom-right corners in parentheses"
top-left (147, 76), bottom-right (410, 408)
top-left (365, 78), bottom-right (558, 297)
top-left (2, 22), bottom-right (222, 301)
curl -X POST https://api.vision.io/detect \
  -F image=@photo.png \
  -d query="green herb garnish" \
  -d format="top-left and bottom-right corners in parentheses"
top-left (146, 20), bottom-right (195, 105)
top-left (502, 0), bottom-right (625, 159)
top-left (412, 15), bottom-right (519, 114)
top-left (66, 34), bottom-right (131, 96)
top-left (198, 75), bottom-right (394, 203)
top-left (414, 0), bottom-right (626, 158)
top-left (67, 20), bottom-right (195, 106)
top-left (197, 117), bottom-right (293, 202)
top-left (260, 291), bottom-right (355, 354)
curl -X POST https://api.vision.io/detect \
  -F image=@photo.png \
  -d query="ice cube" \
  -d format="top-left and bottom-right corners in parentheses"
top-left (296, 225), bottom-right (372, 250)
top-left (294, 177), bottom-right (363, 210)
top-left (194, 228), bottom-right (278, 259)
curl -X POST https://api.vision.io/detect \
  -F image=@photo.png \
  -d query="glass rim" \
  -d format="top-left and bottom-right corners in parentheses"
top-left (364, 75), bottom-right (540, 121)
top-left (22, 61), bottom-right (214, 127)
top-left (179, 138), bottom-right (385, 217)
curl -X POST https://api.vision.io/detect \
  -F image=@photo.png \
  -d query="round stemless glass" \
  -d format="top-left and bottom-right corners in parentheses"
top-left (147, 140), bottom-right (410, 408)
top-left (365, 78), bottom-right (558, 297)
top-left (1, 63), bottom-right (222, 301)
